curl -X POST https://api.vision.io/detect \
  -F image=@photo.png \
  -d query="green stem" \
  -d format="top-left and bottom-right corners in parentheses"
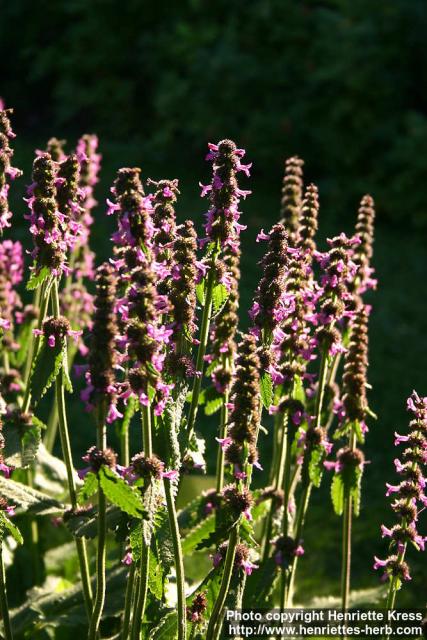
top-left (0, 543), bottom-right (13, 640)
top-left (52, 280), bottom-right (93, 618)
top-left (341, 431), bottom-right (356, 622)
top-left (130, 406), bottom-right (152, 640)
top-left (22, 279), bottom-right (52, 413)
top-left (206, 526), bottom-right (239, 640)
top-left (22, 285), bottom-right (41, 390)
top-left (216, 355), bottom-right (230, 493)
top-left (286, 481), bottom-right (312, 606)
top-left (88, 409), bottom-right (107, 640)
top-left (121, 563), bottom-right (136, 640)
top-left (164, 479), bottom-right (186, 640)
top-left (186, 264), bottom-right (216, 445)
top-left (43, 403), bottom-right (58, 453)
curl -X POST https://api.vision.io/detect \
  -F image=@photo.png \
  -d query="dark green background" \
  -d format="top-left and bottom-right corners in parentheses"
top-left (2, 0), bottom-right (427, 610)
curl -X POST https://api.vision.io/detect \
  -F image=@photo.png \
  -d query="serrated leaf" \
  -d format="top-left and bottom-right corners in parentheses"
top-left (182, 514), bottom-right (215, 554)
top-left (3, 414), bottom-right (43, 468)
top-left (26, 265), bottom-right (51, 291)
top-left (148, 548), bottom-right (163, 600)
top-left (196, 281), bottom-right (205, 306)
top-left (260, 372), bottom-right (273, 409)
top-left (331, 472), bottom-right (345, 516)
top-left (308, 446), bottom-right (325, 488)
top-left (129, 519), bottom-right (143, 562)
top-left (154, 506), bottom-right (174, 578)
top-left (205, 358), bottom-right (221, 377)
top-left (65, 505), bottom-right (122, 539)
top-left (243, 557), bottom-right (279, 608)
top-left (78, 472), bottom-right (98, 503)
top-left (0, 512), bottom-right (23, 545)
top-left (99, 466), bottom-right (145, 518)
top-left (202, 385), bottom-right (223, 416)
top-left (121, 396), bottom-right (137, 435)
top-left (212, 282), bottom-right (229, 316)
top-left (0, 476), bottom-right (63, 516)
top-left (30, 337), bottom-right (65, 405)
top-left (62, 348), bottom-right (73, 393)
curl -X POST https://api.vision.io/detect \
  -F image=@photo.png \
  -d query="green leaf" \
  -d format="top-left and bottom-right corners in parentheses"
top-left (182, 514), bottom-right (215, 554)
top-left (0, 476), bottom-right (63, 516)
top-left (243, 556), bottom-right (278, 609)
top-left (129, 519), bottom-right (143, 562)
top-left (202, 385), bottom-right (223, 416)
top-left (212, 282), bottom-right (229, 316)
top-left (99, 466), bottom-right (145, 518)
top-left (331, 472), bottom-right (345, 516)
top-left (65, 505), bottom-right (122, 539)
top-left (30, 337), bottom-right (65, 405)
top-left (196, 281), bottom-right (205, 306)
top-left (12, 321), bottom-right (34, 368)
top-left (148, 548), bottom-right (163, 600)
top-left (62, 348), bottom-right (73, 393)
top-left (308, 446), bottom-right (325, 488)
top-left (154, 507), bottom-right (174, 578)
top-left (0, 511), bottom-right (23, 544)
top-left (78, 472), bottom-right (98, 503)
top-left (26, 265), bottom-right (51, 291)
top-left (3, 413), bottom-right (42, 468)
top-left (260, 372), bottom-right (273, 410)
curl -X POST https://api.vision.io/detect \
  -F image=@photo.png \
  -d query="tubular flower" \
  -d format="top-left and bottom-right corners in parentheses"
top-left (250, 223), bottom-right (288, 340)
top-left (276, 249), bottom-right (319, 385)
top-left (82, 263), bottom-right (120, 423)
top-left (297, 183), bottom-right (319, 258)
top-left (76, 133), bottom-right (101, 215)
top-left (314, 233), bottom-right (360, 357)
top-left (209, 246), bottom-right (240, 393)
top-left (0, 107), bottom-right (22, 232)
top-left (279, 156), bottom-right (304, 243)
top-left (186, 592), bottom-right (208, 623)
top-left (374, 391), bottom-right (427, 584)
top-left (340, 305), bottom-right (370, 431)
top-left (0, 240), bottom-right (23, 331)
top-left (352, 194), bottom-right (377, 295)
top-left (25, 153), bottom-right (70, 277)
top-left (45, 137), bottom-right (66, 162)
top-left (212, 541), bottom-right (258, 575)
top-left (200, 139), bottom-right (251, 252)
top-left (169, 220), bottom-right (198, 344)
top-left (149, 178), bottom-right (179, 260)
top-left (273, 535), bottom-right (305, 568)
top-left (109, 167), bottom-right (154, 252)
top-left (222, 334), bottom-right (261, 475)
top-left (56, 153), bottom-right (84, 255)
top-left (123, 258), bottom-right (173, 415)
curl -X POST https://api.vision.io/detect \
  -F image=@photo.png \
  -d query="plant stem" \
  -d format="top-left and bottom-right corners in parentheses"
top-left (284, 347), bottom-right (329, 606)
top-left (206, 526), bottom-right (239, 640)
top-left (0, 543), bottom-right (13, 640)
top-left (52, 280), bottom-right (93, 619)
top-left (22, 278), bottom-right (52, 413)
top-left (121, 563), bottom-right (136, 640)
top-left (216, 355), bottom-right (230, 493)
top-left (341, 431), bottom-right (356, 621)
top-left (130, 405), bottom-right (152, 640)
top-left (164, 478), bottom-right (186, 640)
top-left (186, 264), bottom-right (216, 445)
top-left (88, 407), bottom-right (107, 640)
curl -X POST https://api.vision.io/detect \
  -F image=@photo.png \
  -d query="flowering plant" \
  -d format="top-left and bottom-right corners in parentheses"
top-left (0, 106), bottom-right (425, 640)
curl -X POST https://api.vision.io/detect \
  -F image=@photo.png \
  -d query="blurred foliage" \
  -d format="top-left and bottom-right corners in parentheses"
top-left (1, 0), bottom-right (427, 224)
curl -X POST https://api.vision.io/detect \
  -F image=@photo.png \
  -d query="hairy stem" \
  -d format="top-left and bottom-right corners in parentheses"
top-left (52, 280), bottom-right (93, 618)
top-left (216, 354), bottom-right (230, 493)
top-left (88, 408), bottom-right (107, 640)
top-left (0, 543), bottom-right (13, 640)
top-left (164, 478), bottom-right (187, 640)
top-left (131, 405), bottom-right (152, 640)
top-left (121, 563), bottom-right (136, 640)
top-left (186, 263), bottom-right (216, 445)
top-left (206, 526), bottom-right (239, 640)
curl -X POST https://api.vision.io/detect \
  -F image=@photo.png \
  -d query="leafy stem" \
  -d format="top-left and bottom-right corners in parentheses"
top-left (52, 279), bottom-right (93, 619)
top-left (216, 353), bottom-right (231, 493)
top-left (164, 478), bottom-right (187, 640)
top-left (0, 542), bottom-right (13, 640)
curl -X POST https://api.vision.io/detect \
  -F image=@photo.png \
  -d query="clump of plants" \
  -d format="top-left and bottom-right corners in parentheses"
top-left (0, 103), bottom-right (425, 640)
